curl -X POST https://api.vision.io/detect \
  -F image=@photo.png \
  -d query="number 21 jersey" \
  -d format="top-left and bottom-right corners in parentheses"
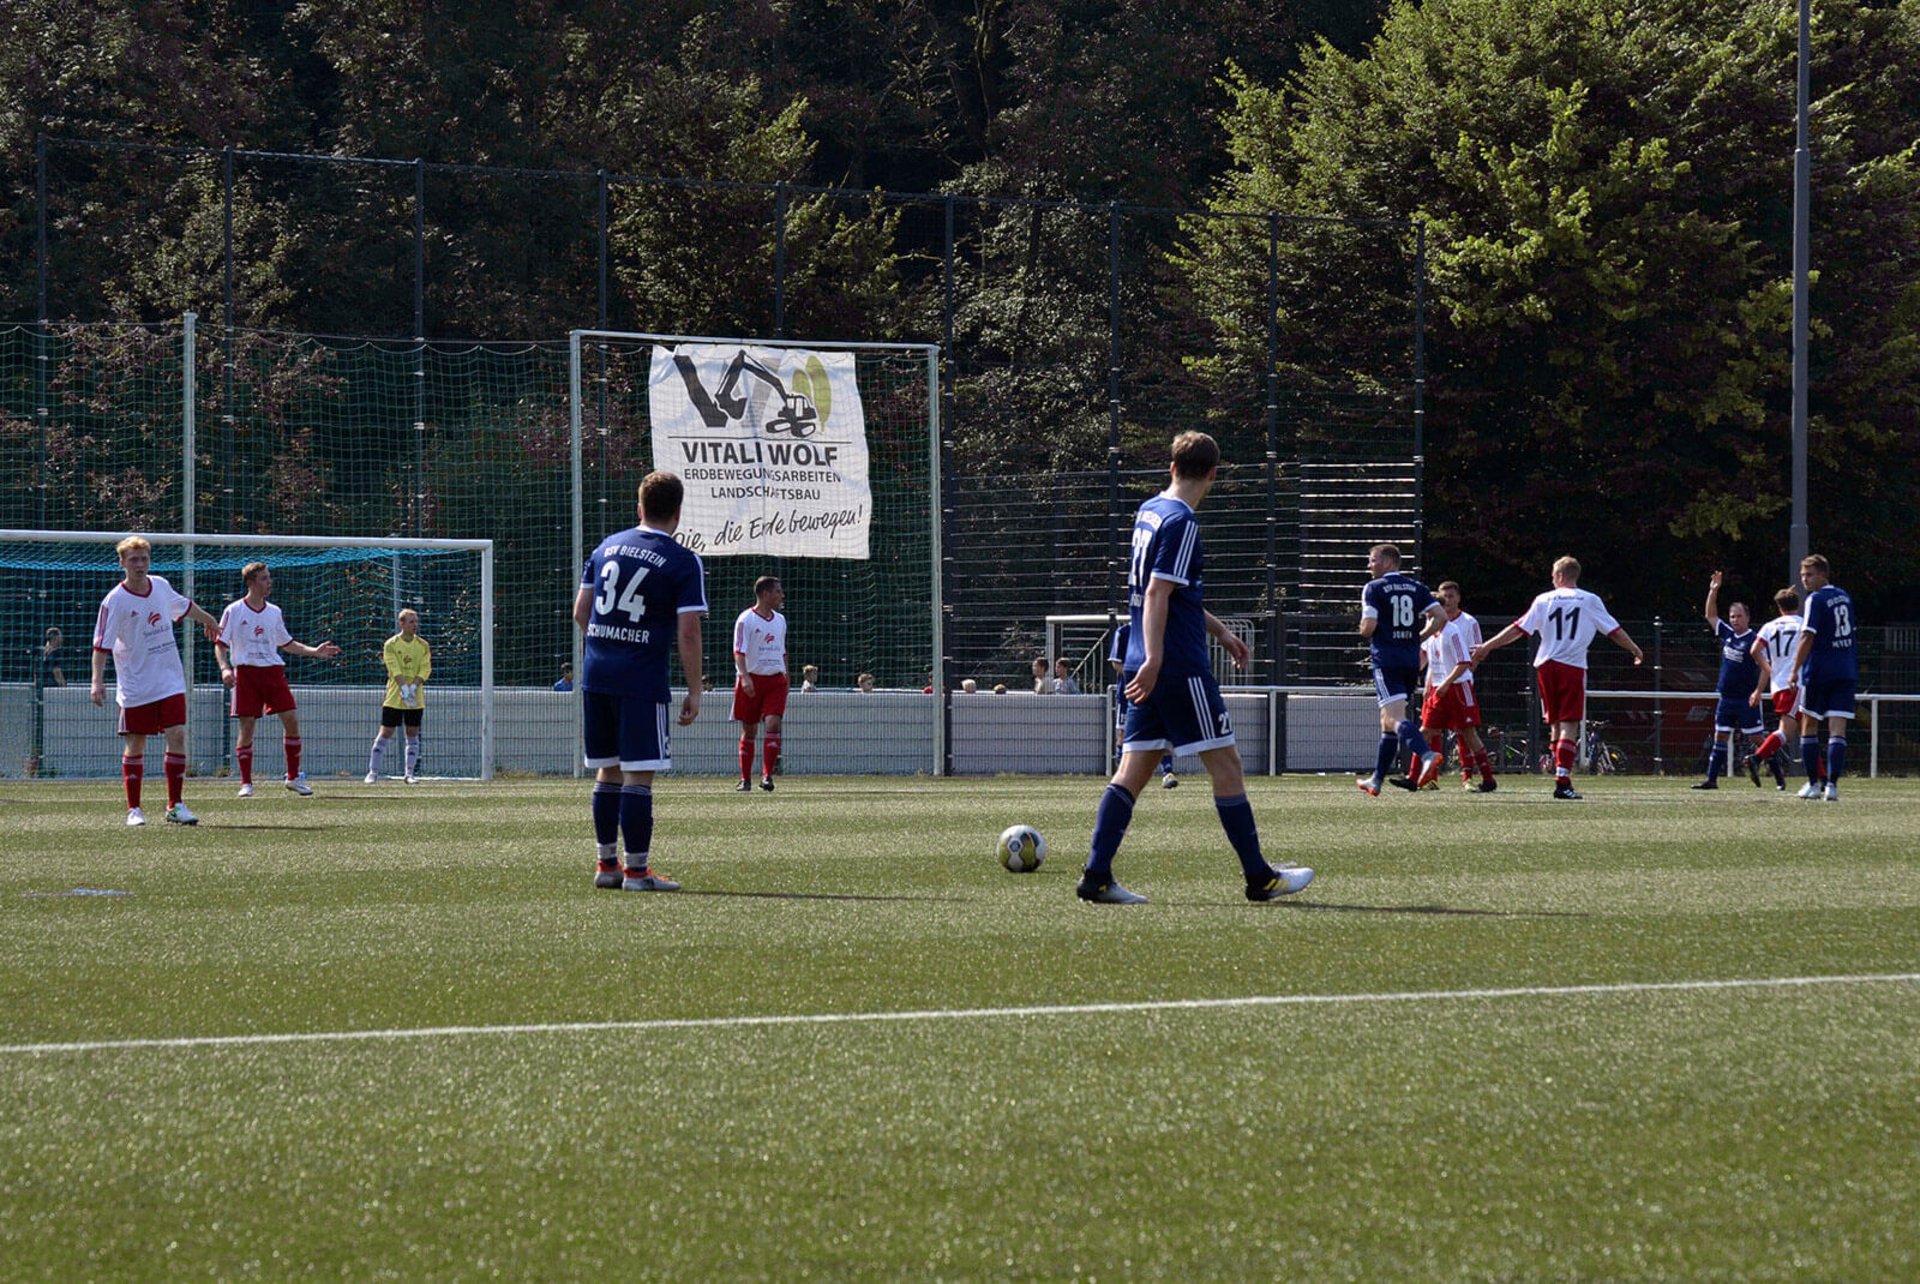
top-left (580, 526), bottom-right (708, 702)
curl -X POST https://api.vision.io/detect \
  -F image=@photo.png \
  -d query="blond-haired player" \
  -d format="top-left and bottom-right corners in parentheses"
top-left (367, 608), bottom-right (430, 783)
top-left (88, 536), bottom-right (222, 826)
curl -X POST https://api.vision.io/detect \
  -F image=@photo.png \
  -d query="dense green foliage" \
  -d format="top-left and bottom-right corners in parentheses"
top-left (3, 0), bottom-right (1917, 616)
top-left (1191, 0), bottom-right (1920, 610)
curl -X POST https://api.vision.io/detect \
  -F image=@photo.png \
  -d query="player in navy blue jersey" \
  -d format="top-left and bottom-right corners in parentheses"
top-left (1356, 543), bottom-right (1449, 796)
top-left (1107, 622), bottom-right (1177, 787)
top-left (1692, 571), bottom-right (1765, 790)
top-left (573, 471), bottom-right (709, 890)
top-left (1786, 554), bottom-right (1858, 802)
top-left (1077, 431), bottom-right (1314, 905)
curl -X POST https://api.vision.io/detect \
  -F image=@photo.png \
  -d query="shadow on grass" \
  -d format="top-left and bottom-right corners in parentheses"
top-left (206, 823), bottom-right (342, 833)
top-left (1262, 900), bottom-right (1589, 918)
top-left (673, 888), bottom-right (970, 904)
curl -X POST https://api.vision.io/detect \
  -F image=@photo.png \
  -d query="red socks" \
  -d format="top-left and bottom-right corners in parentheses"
top-left (122, 755), bottom-right (144, 809)
top-left (1754, 732), bottom-right (1783, 761)
top-left (1554, 738), bottom-right (1577, 778)
top-left (738, 736), bottom-right (754, 782)
top-left (236, 745), bottom-right (253, 786)
top-left (284, 737), bottom-right (302, 780)
top-left (762, 735), bottom-right (780, 778)
top-left (164, 752), bottom-right (186, 806)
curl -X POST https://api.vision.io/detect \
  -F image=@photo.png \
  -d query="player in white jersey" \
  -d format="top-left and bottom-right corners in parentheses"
top-left (730, 576), bottom-right (789, 792)
top-left (1743, 587), bottom-right (1804, 790)
top-left (1473, 556), bottom-right (1644, 800)
top-left (215, 563), bottom-right (342, 798)
top-left (88, 535), bottom-right (222, 826)
top-left (1411, 581), bottom-right (1496, 791)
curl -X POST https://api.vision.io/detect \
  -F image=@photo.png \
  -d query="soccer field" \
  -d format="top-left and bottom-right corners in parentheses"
top-left (3, 775), bottom-right (1918, 1278)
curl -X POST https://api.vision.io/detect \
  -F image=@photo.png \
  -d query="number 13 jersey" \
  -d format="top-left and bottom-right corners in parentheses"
top-left (580, 525), bottom-right (708, 702)
top-left (1514, 587), bottom-right (1621, 670)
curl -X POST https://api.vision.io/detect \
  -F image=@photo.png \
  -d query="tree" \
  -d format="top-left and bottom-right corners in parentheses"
top-left (1188, 0), bottom-right (1920, 616)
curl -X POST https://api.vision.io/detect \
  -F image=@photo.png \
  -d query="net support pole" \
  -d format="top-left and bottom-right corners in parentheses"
top-left (480, 541), bottom-right (495, 783)
top-left (568, 332), bottom-right (585, 778)
top-left (182, 311), bottom-right (197, 770)
top-left (928, 343), bottom-right (945, 777)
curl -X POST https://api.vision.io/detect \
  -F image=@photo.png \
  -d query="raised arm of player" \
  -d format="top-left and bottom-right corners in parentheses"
top-left (1126, 578), bottom-right (1175, 702)
top-left (1703, 571), bottom-right (1723, 626)
top-left (184, 601), bottom-right (221, 643)
top-left (282, 638), bottom-right (342, 660)
top-left (676, 610), bottom-right (703, 725)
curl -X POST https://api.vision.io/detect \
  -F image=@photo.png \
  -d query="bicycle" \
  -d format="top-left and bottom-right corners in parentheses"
top-left (1583, 722), bottom-right (1624, 775)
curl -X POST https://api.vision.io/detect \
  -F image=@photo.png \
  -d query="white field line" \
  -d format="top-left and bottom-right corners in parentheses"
top-left (4, 972), bottom-right (1918, 1058)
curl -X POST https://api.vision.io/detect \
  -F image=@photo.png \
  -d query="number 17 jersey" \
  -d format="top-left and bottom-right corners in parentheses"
top-left (580, 525), bottom-right (708, 702)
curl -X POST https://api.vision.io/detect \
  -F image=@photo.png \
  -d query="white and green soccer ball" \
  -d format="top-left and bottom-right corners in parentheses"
top-left (997, 823), bottom-right (1047, 873)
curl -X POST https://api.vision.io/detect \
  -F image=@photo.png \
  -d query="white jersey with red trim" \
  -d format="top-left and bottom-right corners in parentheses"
top-left (1454, 610), bottom-right (1483, 651)
top-left (219, 597), bottom-right (293, 668)
top-left (1432, 616), bottom-right (1476, 687)
top-left (1755, 614), bottom-right (1805, 694)
top-left (1514, 587), bottom-right (1620, 670)
top-left (93, 576), bottom-right (192, 708)
top-left (732, 607), bottom-right (788, 676)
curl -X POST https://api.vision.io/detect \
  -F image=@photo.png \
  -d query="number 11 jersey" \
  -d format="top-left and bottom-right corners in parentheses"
top-left (1514, 587), bottom-right (1620, 670)
top-left (580, 525), bottom-right (708, 702)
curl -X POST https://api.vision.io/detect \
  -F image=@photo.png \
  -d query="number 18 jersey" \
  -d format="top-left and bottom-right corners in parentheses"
top-left (580, 525), bottom-right (708, 702)
top-left (1514, 587), bottom-right (1620, 670)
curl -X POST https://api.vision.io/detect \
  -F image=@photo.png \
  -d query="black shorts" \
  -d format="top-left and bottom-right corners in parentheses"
top-left (380, 706), bottom-right (424, 729)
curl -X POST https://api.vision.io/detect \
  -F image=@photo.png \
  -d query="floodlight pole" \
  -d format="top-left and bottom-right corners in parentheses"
top-left (1789, 0), bottom-right (1811, 583)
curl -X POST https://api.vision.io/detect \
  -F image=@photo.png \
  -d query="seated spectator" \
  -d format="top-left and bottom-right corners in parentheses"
top-left (800, 663), bottom-right (819, 692)
top-left (1031, 656), bottom-right (1053, 693)
top-left (960, 678), bottom-right (978, 694)
top-left (553, 662), bottom-right (574, 692)
top-left (1052, 658), bottom-right (1079, 694)
top-left (856, 672), bottom-right (876, 692)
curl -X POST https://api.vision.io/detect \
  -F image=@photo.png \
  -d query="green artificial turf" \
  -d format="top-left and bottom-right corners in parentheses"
top-left (3, 775), bottom-right (1917, 1278)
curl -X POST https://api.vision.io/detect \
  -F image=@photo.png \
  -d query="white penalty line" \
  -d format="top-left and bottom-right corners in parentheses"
top-left (5, 972), bottom-right (1918, 1058)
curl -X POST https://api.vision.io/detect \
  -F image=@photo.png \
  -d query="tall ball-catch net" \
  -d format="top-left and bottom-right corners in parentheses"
top-left (1, 530), bottom-right (493, 781)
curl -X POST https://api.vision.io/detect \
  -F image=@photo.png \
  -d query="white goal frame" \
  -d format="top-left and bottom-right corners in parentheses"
top-left (1, 529), bottom-right (495, 781)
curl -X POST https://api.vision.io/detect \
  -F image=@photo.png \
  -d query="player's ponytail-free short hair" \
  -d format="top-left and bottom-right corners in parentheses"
top-left (115, 535), bottom-right (150, 559)
top-left (639, 471), bottom-right (685, 523)
top-left (397, 608), bottom-right (419, 624)
top-left (1371, 543), bottom-right (1402, 567)
top-left (1775, 588), bottom-right (1801, 612)
top-left (1801, 553), bottom-right (1830, 576)
top-left (1552, 556), bottom-right (1582, 583)
top-left (754, 575), bottom-right (781, 599)
top-left (1169, 431), bottom-right (1220, 479)
top-left (1437, 580), bottom-right (1460, 595)
top-left (241, 561), bottom-right (268, 587)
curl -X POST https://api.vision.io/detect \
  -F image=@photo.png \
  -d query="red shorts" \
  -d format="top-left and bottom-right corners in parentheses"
top-left (1420, 682), bottom-right (1482, 732)
top-left (1772, 688), bottom-right (1800, 718)
top-left (731, 672), bottom-right (790, 723)
top-left (119, 693), bottom-right (188, 736)
top-left (231, 664), bottom-right (296, 718)
top-left (1536, 660), bottom-right (1588, 724)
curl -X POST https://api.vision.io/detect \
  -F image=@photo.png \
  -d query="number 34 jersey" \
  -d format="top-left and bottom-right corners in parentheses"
top-left (580, 525), bottom-right (708, 702)
top-left (1513, 587), bottom-right (1621, 670)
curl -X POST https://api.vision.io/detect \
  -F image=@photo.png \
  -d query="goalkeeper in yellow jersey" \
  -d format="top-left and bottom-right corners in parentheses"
top-left (367, 608), bottom-right (431, 783)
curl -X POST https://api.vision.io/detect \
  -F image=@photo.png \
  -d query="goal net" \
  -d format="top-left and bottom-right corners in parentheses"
top-left (1, 530), bottom-right (493, 781)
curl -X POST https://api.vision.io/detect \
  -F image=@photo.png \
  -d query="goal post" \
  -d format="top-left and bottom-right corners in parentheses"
top-left (568, 331), bottom-right (944, 775)
top-left (0, 530), bottom-right (494, 782)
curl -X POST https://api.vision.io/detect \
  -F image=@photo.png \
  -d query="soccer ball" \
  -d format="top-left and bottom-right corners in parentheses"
top-left (997, 824), bottom-right (1047, 873)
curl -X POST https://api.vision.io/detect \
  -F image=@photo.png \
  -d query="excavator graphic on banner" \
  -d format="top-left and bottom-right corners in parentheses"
top-left (671, 349), bottom-right (819, 437)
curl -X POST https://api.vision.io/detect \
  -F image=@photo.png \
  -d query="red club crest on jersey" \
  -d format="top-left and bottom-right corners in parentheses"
top-left (148, 612), bottom-right (163, 627)
top-left (254, 625), bottom-right (266, 637)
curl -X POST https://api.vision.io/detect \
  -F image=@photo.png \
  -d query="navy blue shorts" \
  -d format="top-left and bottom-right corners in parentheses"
top-left (1801, 678), bottom-right (1856, 721)
top-left (1121, 671), bottom-right (1234, 757)
top-left (1713, 695), bottom-right (1763, 734)
top-left (582, 690), bottom-right (673, 771)
top-left (1372, 664), bottom-right (1420, 708)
